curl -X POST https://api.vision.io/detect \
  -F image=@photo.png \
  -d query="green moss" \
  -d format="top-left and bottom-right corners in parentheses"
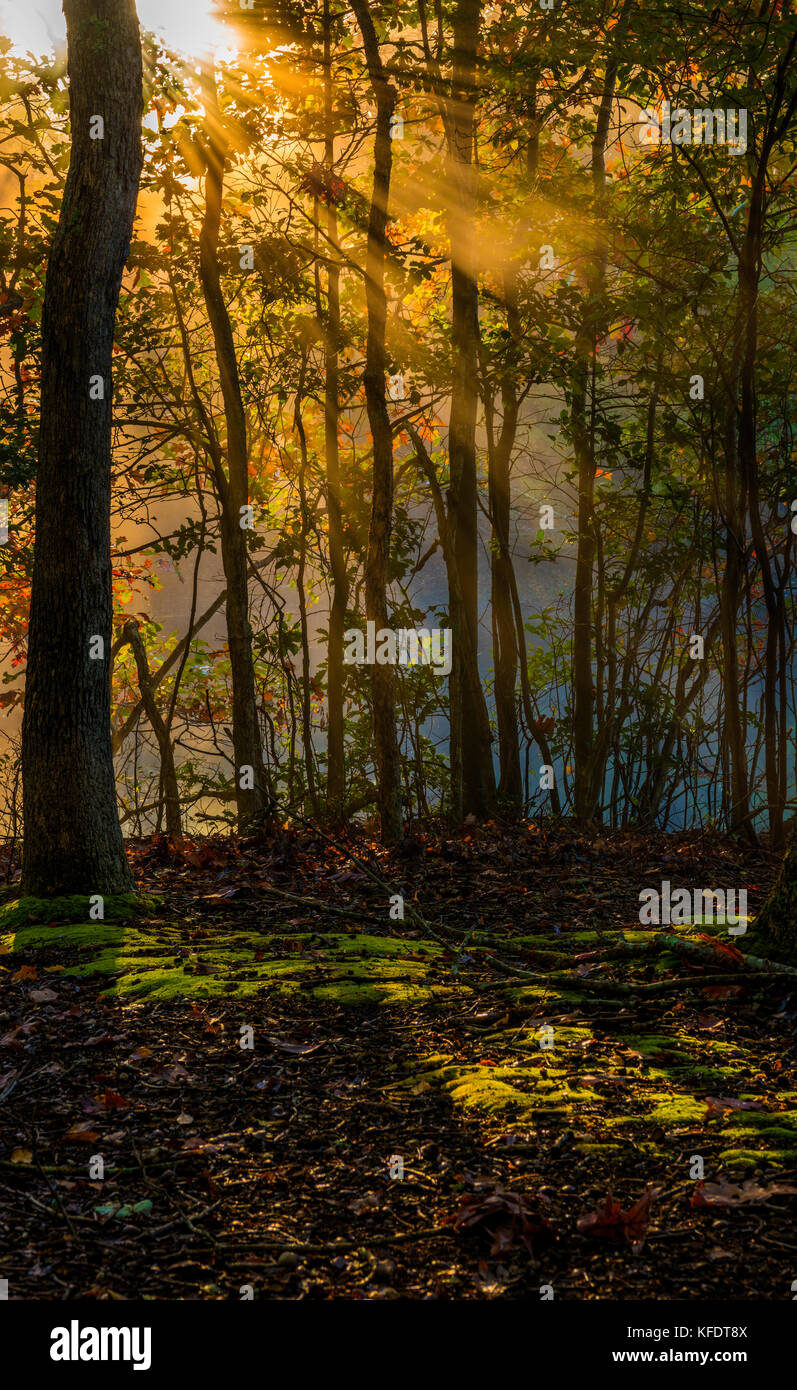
top-left (503, 985), bottom-right (583, 1005)
top-left (0, 920), bottom-right (457, 1007)
top-left (719, 1147), bottom-right (797, 1168)
top-left (512, 930), bottom-right (600, 946)
top-left (406, 1057), bottom-right (599, 1117)
top-left (620, 1031), bottom-right (748, 1083)
top-left (0, 893), bottom-right (158, 933)
top-left (720, 1111), bottom-right (797, 1146)
top-left (483, 1024), bottom-right (593, 1050)
top-left (575, 1142), bottom-right (624, 1155)
top-left (647, 1094), bottom-right (706, 1125)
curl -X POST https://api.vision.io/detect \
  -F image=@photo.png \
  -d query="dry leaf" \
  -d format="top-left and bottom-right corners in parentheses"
top-left (692, 1178), bottom-right (797, 1208)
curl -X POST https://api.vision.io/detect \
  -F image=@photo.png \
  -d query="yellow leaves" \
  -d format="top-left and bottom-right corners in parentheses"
top-left (10, 1147), bottom-right (33, 1165)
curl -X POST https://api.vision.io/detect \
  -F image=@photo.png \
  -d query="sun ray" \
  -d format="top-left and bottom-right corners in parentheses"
top-left (0, 0), bottom-right (228, 60)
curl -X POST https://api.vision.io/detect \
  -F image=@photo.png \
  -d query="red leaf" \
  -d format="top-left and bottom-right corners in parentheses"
top-left (578, 1187), bottom-right (659, 1251)
top-left (99, 1088), bottom-right (129, 1110)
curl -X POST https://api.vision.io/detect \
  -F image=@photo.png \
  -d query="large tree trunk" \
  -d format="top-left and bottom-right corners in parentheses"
top-left (21, 0), bottom-right (142, 897)
top-left (197, 62), bottom-right (266, 832)
top-left (446, 0), bottom-right (496, 819)
top-left (350, 0), bottom-right (403, 843)
top-left (752, 834), bottom-right (797, 960)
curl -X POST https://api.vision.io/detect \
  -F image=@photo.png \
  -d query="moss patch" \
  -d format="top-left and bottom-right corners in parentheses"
top-left (404, 1053), bottom-right (600, 1118)
top-left (0, 919), bottom-right (458, 1007)
top-left (647, 1094), bottom-right (707, 1126)
top-left (0, 893), bottom-right (159, 934)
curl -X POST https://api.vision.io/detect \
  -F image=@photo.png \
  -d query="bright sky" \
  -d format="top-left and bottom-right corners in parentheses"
top-left (0, 0), bottom-right (225, 59)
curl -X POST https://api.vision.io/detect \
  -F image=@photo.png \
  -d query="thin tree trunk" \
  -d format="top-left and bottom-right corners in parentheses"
top-left (408, 422), bottom-right (494, 802)
top-left (571, 3), bottom-right (630, 823)
top-left (740, 170), bottom-right (776, 845)
top-left (197, 60), bottom-right (265, 832)
top-left (321, 0), bottom-right (348, 824)
top-left (484, 268), bottom-right (521, 812)
top-left (350, 0), bottom-right (402, 843)
top-left (21, 0), bottom-right (142, 896)
top-left (121, 620), bottom-right (182, 837)
top-left (294, 374), bottom-right (320, 818)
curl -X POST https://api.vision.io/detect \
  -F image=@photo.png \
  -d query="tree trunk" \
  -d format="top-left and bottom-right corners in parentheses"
top-left (21, 0), bottom-right (142, 897)
top-left (446, 0), bottom-right (496, 818)
top-left (752, 833), bottom-right (797, 960)
top-left (485, 269), bottom-right (521, 813)
top-left (321, 0), bottom-right (348, 824)
top-left (350, 0), bottom-right (403, 843)
top-left (121, 620), bottom-right (182, 837)
top-left (408, 422), bottom-right (495, 809)
top-left (198, 61), bottom-right (266, 832)
top-left (294, 375), bottom-right (320, 817)
top-left (570, 3), bottom-right (630, 823)
top-left (739, 173), bottom-right (773, 846)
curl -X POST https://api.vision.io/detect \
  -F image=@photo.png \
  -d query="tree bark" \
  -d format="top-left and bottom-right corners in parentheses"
top-left (121, 620), bottom-right (182, 837)
top-left (446, 0), bottom-right (496, 818)
top-left (321, 0), bottom-right (348, 824)
top-left (570, 2), bottom-right (630, 823)
top-left (198, 61), bottom-right (266, 832)
top-left (752, 832), bottom-right (797, 960)
top-left (484, 269), bottom-right (521, 812)
top-left (294, 372), bottom-right (320, 817)
top-left (408, 422), bottom-right (495, 805)
top-left (21, 0), bottom-right (142, 896)
top-left (350, 0), bottom-right (403, 843)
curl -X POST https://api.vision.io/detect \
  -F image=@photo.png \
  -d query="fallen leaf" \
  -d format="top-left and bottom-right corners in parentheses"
top-left (695, 934), bottom-right (746, 965)
top-left (445, 1184), bottom-right (549, 1255)
top-left (703, 1096), bottom-right (766, 1119)
top-left (64, 1122), bottom-right (100, 1143)
top-left (10, 1147), bottom-right (33, 1164)
top-left (692, 1178), bottom-right (797, 1208)
top-left (11, 965), bottom-right (37, 981)
top-left (348, 1193), bottom-right (380, 1215)
top-left (578, 1187), bottom-right (660, 1252)
top-left (98, 1088), bottom-right (129, 1110)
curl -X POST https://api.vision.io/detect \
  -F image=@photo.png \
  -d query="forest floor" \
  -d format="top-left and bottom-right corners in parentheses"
top-left (1, 822), bottom-right (796, 1301)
